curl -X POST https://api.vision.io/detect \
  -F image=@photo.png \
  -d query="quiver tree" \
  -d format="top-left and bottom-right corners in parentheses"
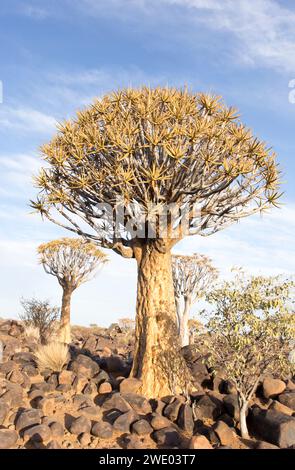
top-left (38, 238), bottom-right (108, 343)
top-left (32, 87), bottom-right (281, 397)
top-left (118, 317), bottom-right (136, 331)
top-left (199, 272), bottom-right (295, 439)
top-left (172, 253), bottom-right (218, 347)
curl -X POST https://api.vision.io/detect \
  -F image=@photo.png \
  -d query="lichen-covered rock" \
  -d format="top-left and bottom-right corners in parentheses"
top-left (269, 400), bottom-right (294, 416)
top-left (223, 394), bottom-right (240, 421)
top-left (69, 415), bottom-right (92, 435)
top-left (153, 427), bottom-right (181, 447)
top-left (47, 440), bottom-right (62, 449)
top-left (193, 394), bottom-right (223, 420)
top-left (189, 434), bottom-right (213, 449)
top-left (213, 420), bottom-right (238, 447)
top-left (119, 378), bottom-right (142, 394)
top-left (91, 421), bottom-right (113, 439)
top-left (58, 370), bottom-right (74, 385)
top-left (0, 429), bottom-right (18, 449)
top-left (150, 413), bottom-right (172, 431)
top-left (132, 419), bottom-right (153, 436)
top-left (15, 408), bottom-right (42, 432)
top-left (70, 354), bottom-right (100, 378)
top-left (0, 400), bottom-right (9, 425)
top-left (177, 404), bottom-right (194, 433)
top-left (250, 407), bottom-right (295, 448)
top-left (79, 405), bottom-right (102, 420)
top-left (163, 397), bottom-right (184, 422)
top-left (102, 392), bottom-right (131, 413)
top-left (278, 392), bottom-right (295, 411)
top-left (23, 424), bottom-right (52, 443)
top-left (113, 410), bottom-right (139, 433)
top-left (98, 382), bottom-right (112, 394)
top-left (121, 393), bottom-right (152, 415)
top-left (49, 421), bottom-right (64, 439)
top-left (262, 377), bottom-right (286, 399)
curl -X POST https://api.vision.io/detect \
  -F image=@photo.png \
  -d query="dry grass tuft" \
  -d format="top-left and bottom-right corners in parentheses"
top-left (35, 341), bottom-right (69, 372)
top-left (24, 324), bottom-right (40, 341)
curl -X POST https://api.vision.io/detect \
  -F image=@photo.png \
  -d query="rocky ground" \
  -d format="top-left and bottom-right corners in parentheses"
top-left (0, 319), bottom-right (294, 450)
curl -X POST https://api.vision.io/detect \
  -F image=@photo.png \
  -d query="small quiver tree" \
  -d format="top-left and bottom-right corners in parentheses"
top-left (38, 238), bottom-right (108, 343)
top-left (118, 317), bottom-right (136, 331)
top-left (32, 87), bottom-right (281, 397)
top-left (172, 253), bottom-right (218, 347)
top-left (199, 271), bottom-right (295, 439)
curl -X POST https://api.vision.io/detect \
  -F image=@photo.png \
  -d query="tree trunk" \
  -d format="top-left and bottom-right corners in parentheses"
top-left (175, 297), bottom-right (181, 333)
top-left (131, 242), bottom-right (192, 398)
top-left (179, 297), bottom-right (191, 348)
top-left (239, 400), bottom-right (249, 439)
top-left (59, 286), bottom-right (73, 344)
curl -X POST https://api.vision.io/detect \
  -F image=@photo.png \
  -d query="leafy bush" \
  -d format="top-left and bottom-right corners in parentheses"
top-left (19, 298), bottom-right (59, 344)
top-left (199, 271), bottom-right (295, 438)
top-left (35, 341), bottom-right (69, 372)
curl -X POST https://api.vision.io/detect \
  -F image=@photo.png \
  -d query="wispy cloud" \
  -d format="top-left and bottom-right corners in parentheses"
top-left (0, 106), bottom-right (57, 134)
top-left (177, 204), bottom-right (295, 276)
top-left (21, 4), bottom-right (50, 20)
top-left (23, 66), bottom-right (167, 119)
top-left (170, 0), bottom-right (295, 72)
top-left (49, 66), bottom-right (165, 94)
top-left (11, 1), bottom-right (295, 73)
top-left (0, 153), bottom-right (41, 200)
top-left (76, 0), bottom-right (295, 73)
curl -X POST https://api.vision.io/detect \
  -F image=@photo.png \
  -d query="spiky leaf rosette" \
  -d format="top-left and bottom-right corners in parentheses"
top-left (32, 87), bottom-right (281, 256)
top-left (38, 238), bottom-right (108, 289)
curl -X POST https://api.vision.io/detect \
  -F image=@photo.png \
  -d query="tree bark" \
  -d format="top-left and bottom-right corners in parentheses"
top-left (175, 297), bottom-right (181, 333)
top-left (59, 285), bottom-right (73, 344)
top-left (239, 400), bottom-right (249, 439)
top-left (179, 296), bottom-right (191, 348)
top-left (131, 241), bottom-right (193, 397)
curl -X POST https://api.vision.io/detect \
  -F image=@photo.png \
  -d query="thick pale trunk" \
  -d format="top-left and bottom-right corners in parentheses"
top-left (179, 297), bottom-right (191, 348)
top-left (131, 243), bottom-right (192, 397)
top-left (175, 298), bottom-right (181, 332)
top-left (59, 286), bottom-right (73, 344)
top-left (239, 401), bottom-right (249, 439)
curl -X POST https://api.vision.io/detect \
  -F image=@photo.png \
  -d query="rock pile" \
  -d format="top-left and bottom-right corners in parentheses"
top-left (0, 319), bottom-right (294, 449)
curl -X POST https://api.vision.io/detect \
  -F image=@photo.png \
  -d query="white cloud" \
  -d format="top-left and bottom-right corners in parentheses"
top-left (177, 204), bottom-right (295, 276)
top-left (0, 239), bottom-right (36, 268)
top-left (0, 106), bottom-right (57, 134)
top-left (50, 66), bottom-right (165, 94)
top-left (0, 153), bottom-right (40, 173)
top-left (21, 5), bottom-right (49, 19)
top-left (0, 153), bottom-right (41, 199)
top-left (168, 0), bottom-right (295, 72)
top-left (77, 0), bottom-right (295, 73)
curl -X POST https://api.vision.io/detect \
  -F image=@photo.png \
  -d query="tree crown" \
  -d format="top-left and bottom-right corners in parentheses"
top-left (38, 237), bottom-right (108, 289)
top-left (172, 253), bottom-right (218, 302)
top-left (32, 87), bottom-right (281, 256)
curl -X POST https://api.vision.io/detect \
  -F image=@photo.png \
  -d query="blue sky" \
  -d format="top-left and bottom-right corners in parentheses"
top-left (0, 0), bottom-right (295, 326)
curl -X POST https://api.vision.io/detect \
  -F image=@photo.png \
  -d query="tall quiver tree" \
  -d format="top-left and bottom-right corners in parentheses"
top-left (38, 238), bottom-right (108, 343)
top-left (172, 254), bottom-right (218, 347)
top-left (32, 87), bottom-right (281, 397)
